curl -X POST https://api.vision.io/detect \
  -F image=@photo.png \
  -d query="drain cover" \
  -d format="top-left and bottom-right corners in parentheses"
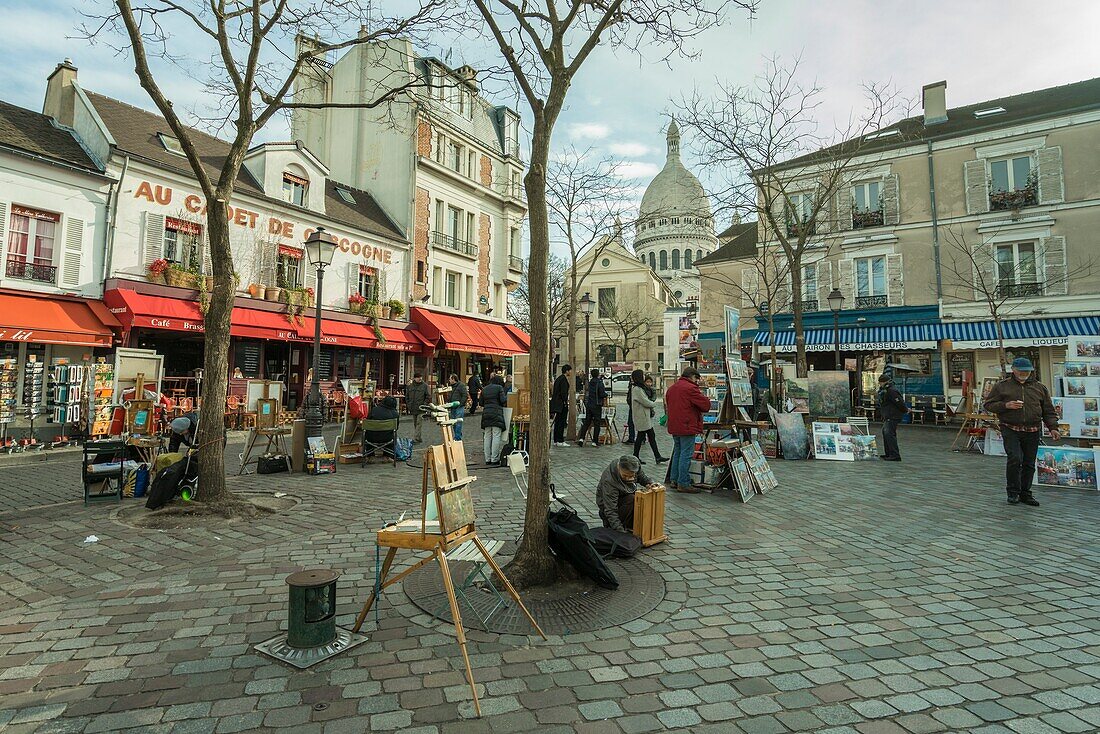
top-left (255, 627), bottom-right (368, 669)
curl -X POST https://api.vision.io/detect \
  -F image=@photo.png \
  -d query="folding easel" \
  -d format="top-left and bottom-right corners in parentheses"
top-left (352, 436), bottom-right (545, 717)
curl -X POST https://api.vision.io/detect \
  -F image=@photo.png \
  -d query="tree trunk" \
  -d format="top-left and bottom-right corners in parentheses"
top-left (992, 310), bottom-right (1007, 371)
top-left (791, 263), bottom-right (808, 377)
top-left (768, 317), bottom-right (779, 408)
top-left (196, 204), bottom-right (234, 504)
top-left (502, 116), bottom-right (558, 588)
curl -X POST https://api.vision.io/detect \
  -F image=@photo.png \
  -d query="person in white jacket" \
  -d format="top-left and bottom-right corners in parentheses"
top-left (629, 370), bottom-right (667, 464)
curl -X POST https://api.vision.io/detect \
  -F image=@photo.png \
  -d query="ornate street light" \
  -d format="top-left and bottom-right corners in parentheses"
top-left (304, 227), bottom-right (338, 439)
top-left (579, 291), bottom-right (595, 378)
top-left (827, 288), bottom-right (845, 371)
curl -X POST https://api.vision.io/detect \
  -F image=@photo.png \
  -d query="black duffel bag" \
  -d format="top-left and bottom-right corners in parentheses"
top-left (547, 502), bottom-right (619, 590)
top-left (257, 454), bottom-right (289, 474)
top-left (589, 526), bottom-right (643, 559)
top-left (145, 457), bottom-right (197, 510)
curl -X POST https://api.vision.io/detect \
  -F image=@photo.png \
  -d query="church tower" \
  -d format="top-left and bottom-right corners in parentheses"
top-left (633, 119), bottom-right (717, 304)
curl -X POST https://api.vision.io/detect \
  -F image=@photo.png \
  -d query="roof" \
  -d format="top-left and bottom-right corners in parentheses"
top-left (695, 221), bottom-right (759, 265)
top-left (776, 76), bottom-right (1100, 172)
top-left (0, 99), bottom-right (101, 172)
top-left (85, 91), bottom-right (405, 241)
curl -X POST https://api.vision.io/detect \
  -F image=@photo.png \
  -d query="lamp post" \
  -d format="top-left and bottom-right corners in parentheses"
top-left (827, 288), bottom-right (845, 371)
top-left (304, 227), bottom-right (338, 438)
top-left (579, 291), bottom-right (595, 378)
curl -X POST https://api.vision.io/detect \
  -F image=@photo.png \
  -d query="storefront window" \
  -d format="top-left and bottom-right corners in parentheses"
top-left (334, 348), bottom-right (365, 380)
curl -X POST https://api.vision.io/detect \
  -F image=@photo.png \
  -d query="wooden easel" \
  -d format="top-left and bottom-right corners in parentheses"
top-left (950, 389), bottom-right (997, 451)
top-left (352, 434), bottom-right (545, 718)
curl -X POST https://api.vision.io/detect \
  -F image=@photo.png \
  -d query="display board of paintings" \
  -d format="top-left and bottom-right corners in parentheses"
top-left (1050, 337), bottom-right (1100, 439)
top-left (851, 435), bottom-right (879, 460)
top-left (811, 422), bottom-right (855, 461)
top-left (698, 372), bottom-right (728, 424)
top-left (1034, 445), bottom-right (1099, 490)
top-left (741, 441), bottom-right (778, 492)
top-left (725, 356), bottom-right (753, 406)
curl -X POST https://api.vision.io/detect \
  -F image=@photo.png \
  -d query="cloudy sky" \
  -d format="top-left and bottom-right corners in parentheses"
top-left (3, 0), bottom-right (1099, 234)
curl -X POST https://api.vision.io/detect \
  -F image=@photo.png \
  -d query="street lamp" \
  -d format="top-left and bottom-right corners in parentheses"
top-left (827, 287), bottom-right (845, 371)
top-left (579, 291), bottom-right (595, 378)
top-left (304, 227), bottom-right (338, 439)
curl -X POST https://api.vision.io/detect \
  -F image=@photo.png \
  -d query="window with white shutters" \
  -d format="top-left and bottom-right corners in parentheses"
top-left (995, 242), bottom-right (1041, 297)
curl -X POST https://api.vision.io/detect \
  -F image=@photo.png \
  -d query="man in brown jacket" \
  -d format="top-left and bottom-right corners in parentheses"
top-left (983, 357), bottom-right (1060, 506)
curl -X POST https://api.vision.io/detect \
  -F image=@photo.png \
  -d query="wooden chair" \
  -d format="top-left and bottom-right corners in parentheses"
top-left (908, 398), bottom-right (927, 425)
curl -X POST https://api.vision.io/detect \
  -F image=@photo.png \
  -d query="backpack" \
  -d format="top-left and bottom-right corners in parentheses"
top-left (589, 527), bottom-right (643, 559)
top-left (547, 502), bottom-right (619, 590)
top-left (394, 438), bottom-right (414, 461)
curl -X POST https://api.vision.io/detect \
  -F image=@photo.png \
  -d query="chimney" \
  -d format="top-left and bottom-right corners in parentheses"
top-left (456, 65), bottom-right (478, 92)
top-left (43, 58), bottom-right (78, 127)
top-left (922, 80), bottom-right (948, 125)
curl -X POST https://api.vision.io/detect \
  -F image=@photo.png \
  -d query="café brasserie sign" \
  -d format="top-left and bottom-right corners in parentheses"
top-left (133, 180), bottom-right (394, 265)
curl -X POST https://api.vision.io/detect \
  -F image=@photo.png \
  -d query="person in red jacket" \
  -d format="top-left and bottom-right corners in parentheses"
top-left (664, 367), bottom-right (710, 493)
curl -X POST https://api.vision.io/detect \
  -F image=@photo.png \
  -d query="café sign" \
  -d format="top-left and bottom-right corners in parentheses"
top-left (951, 337), bottom-right (1068, 350)
top-left (763, 341), bottom-right (938, 353)
top-left (133, 180), bottom-right (395, 264)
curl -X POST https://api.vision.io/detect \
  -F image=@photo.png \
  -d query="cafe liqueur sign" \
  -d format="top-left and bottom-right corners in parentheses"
top-left (133, 181), bottom-right (395, 265)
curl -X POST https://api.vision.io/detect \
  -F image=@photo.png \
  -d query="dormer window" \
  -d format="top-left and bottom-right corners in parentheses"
top-left (158, 133), bottom-right (184, 156)
top-left (282, 171), bottom-right (309, 206)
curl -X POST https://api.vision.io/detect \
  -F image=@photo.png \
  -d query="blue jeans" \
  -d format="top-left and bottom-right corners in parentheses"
top-left (450, 406), bottom-right (465, 441)
top-left (670, 435), bottom-right (696, 487)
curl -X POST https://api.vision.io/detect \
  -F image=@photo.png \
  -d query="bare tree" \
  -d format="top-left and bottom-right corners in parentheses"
top-left (679, 56), bottom-right (906, 377)
top-left (940, 225), bottom-right (1092, 369)
top-left (509, 253), bottom-right (568, 336)
top-left (470, 0), bottom-right (757, 587)
top-left (548, 147), bottom-right (631, 440)
top-left (82, 0), bottom-right (452, 511)
top-left (596, 292), bottom-right (662, 363)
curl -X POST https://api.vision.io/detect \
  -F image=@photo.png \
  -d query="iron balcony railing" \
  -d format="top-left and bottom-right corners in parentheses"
top-left (851, 209), bottom-right (884, 229)
top-left (997, 281), bottom-right (1042, 298)
top-left (6, 257), bottom-right (57, 284)
top-left (432, 231), bottom-right (477, 258)
top-left (855, 294), bottom-right (889, 309)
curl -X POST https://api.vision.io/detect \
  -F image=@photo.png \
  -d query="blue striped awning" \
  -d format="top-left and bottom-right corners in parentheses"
top-left (754, 324), bottom-right (941, 347)
top-left (942, 316), bottom-right (1100, 342)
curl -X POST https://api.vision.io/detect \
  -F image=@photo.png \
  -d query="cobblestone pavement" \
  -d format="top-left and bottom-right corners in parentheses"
top-left (1, 420), bottom-right (1100, 734)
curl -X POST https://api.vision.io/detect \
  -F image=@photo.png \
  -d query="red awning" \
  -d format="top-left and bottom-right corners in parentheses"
top-left (104, 288), bottom-right (423, 352)
top-left (0, 292), bottom-right (118, 347)
top-left (410, 307), bottom-right (529, 357)
top-left (502, 324), bottom-right (531, 352)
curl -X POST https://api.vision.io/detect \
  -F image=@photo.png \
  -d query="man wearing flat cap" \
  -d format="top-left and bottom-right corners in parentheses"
top-left (984, 357), bottom-right (1060, 506)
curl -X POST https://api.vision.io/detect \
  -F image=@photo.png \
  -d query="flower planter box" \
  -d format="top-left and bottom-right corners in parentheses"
top-left (165, 269), bottom-right (196, 288)
top-left (147, 273), bottom-right (166, 285)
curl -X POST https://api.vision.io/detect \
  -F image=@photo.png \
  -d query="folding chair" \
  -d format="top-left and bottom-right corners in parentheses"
top-left (845, 416), bottom-right (870, 435)
top-left (361, 418), bottom-right (398, 467)
top-left (508, 451), bottom-right (568, 504)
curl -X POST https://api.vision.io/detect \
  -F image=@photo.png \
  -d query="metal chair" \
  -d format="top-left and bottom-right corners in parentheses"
top-left (361, 418), bottom-right (399, 467)
top-left (931, 397), bottom-right (950, 426)
top-left (845, 416), bottom-right (870, 435)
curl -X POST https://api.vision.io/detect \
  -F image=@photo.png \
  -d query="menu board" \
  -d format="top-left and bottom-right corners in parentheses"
top-left (235, 341), bottom-right (261, 378)
top-left (948, 352), bottom-right (974, 389)
top-left (319, 348), bottom-right (334, 381)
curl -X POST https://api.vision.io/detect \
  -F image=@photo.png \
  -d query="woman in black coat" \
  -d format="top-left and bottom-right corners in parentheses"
top-left (480, 376), bottom-right (509, 465)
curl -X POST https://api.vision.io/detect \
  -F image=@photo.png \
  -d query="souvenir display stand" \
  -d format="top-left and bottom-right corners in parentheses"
top-left (89, 361), bottom-right (115, 437)
top-left (49, 360), bottom-right (84, 443)
top-left (351, 422), bottom-right (546, 717)
top-left (0, 355), bottom-right (16, 449)
top-left (23, 355), bottom-right (46, 447)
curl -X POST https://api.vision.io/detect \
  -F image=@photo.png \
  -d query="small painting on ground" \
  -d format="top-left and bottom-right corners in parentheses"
top-left (1034, 446), bottom-right (1100, 489)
